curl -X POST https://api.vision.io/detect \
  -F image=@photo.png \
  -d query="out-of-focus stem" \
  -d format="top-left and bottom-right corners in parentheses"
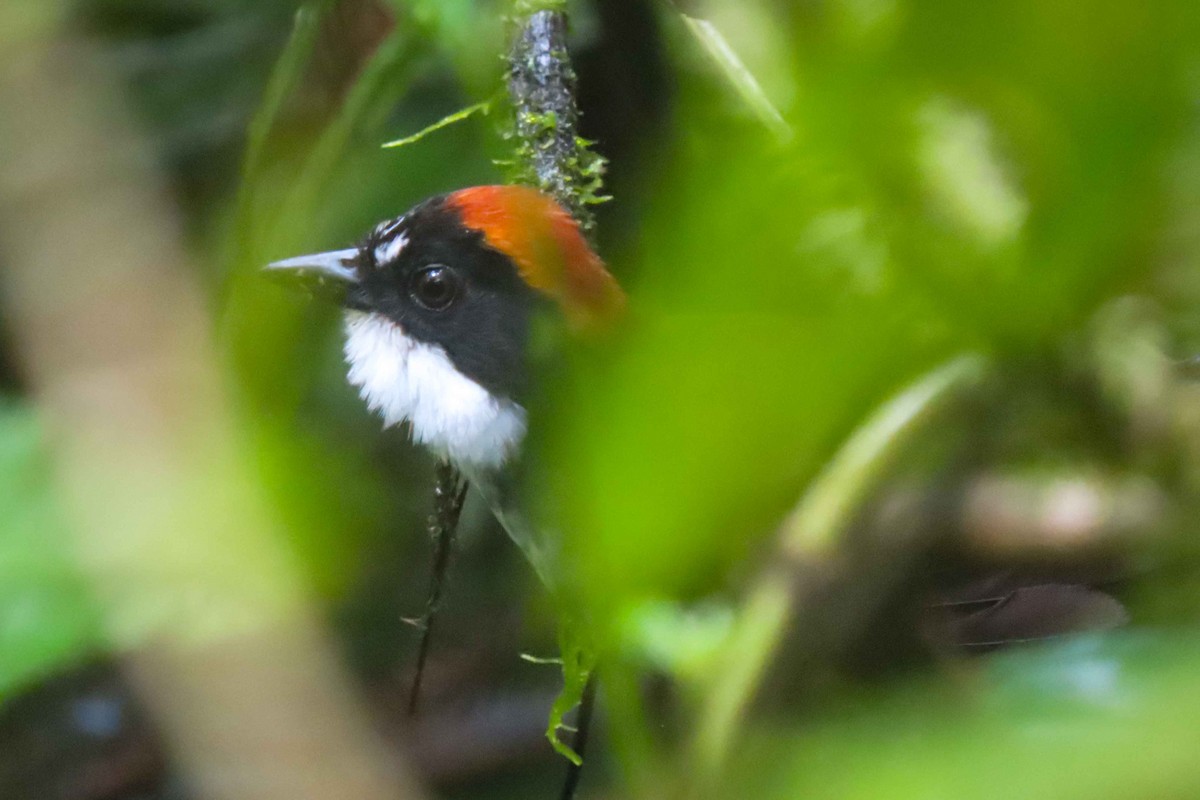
top-left (0, 24), bottom-right (421, 800)
top-left (689, 355), bottom-right (987, 788)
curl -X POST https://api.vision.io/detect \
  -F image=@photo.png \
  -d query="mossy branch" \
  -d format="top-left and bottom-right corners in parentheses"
top-left (506, 6), bottom-right (607, 233)
top-left (505, 3), bottom-right (604, 770)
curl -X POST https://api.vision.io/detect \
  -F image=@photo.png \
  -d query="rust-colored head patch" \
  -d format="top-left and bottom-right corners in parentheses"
top-left (447, 185), bottom-right (624, 328)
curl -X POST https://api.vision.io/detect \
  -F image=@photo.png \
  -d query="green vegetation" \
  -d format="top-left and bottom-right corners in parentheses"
top-left (0, 0), bottom-right (1198, 798)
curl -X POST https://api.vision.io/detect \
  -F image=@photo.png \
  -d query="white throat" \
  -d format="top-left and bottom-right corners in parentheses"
top-left (342, 311), bottom-right (527, 470)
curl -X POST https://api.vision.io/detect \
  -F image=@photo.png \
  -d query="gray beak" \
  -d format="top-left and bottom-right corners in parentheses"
top-left (264, 248), bottom-right (360, 298)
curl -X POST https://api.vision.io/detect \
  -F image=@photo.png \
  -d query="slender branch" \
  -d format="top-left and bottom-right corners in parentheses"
top-left (689, 355), bottom-right (988, 784)
top-left (558, 674), bottom-right (598, 800)
top-left (408, 460), bottom-right (468, 715)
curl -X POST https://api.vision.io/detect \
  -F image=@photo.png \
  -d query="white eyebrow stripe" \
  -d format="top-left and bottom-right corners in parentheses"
top-left (376, 216), bottom-right (406, 239)
top-left (374, 231), bottom-right (409, 265)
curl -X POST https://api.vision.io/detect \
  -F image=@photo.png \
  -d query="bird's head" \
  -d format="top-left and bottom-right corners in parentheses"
top-left (267, 185), bottom-right (623, 471)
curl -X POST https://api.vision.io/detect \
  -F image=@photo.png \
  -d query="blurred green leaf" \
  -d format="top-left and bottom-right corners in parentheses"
top-left (399, 0), bottom-right (506, 90)
top-left (541, 0), bottom-right (1199, 625)
top-left (0, 402), bottom-right (102, 701)
top-left (729, 632), bottom-right (1200, 799)
top-left (619, 598), bottom-right (733, 682)
top-left (676, 9), bottom-right (792, 142)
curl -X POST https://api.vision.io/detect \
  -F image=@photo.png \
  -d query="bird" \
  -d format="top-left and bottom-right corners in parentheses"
top-left (265, 184), bottom-right (623, 794)
top-left (266, 184), bottom-right (623, 479)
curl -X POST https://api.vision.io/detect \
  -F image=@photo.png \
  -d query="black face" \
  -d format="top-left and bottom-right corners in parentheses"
top-left (344, 196), bottom-right (537, 401)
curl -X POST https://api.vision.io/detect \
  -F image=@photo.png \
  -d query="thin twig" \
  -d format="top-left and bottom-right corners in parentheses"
top-left (408, 460), bottom-right (468, 715)
top-left (558, 674), bottom-right (598, 800)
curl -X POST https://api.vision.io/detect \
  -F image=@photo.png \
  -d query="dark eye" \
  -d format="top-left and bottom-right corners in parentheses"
top-left (408, 265), bottom-right (461, 311)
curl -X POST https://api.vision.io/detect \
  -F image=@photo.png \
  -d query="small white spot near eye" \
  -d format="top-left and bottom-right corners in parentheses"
top-left (374, 232), bottom-right (410, 265)
top-left (375, 215), bottom-right (405, 238)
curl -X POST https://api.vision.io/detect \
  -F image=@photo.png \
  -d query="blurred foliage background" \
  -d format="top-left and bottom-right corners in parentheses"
top-left (1, 0), bottom-right (1199, 798)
